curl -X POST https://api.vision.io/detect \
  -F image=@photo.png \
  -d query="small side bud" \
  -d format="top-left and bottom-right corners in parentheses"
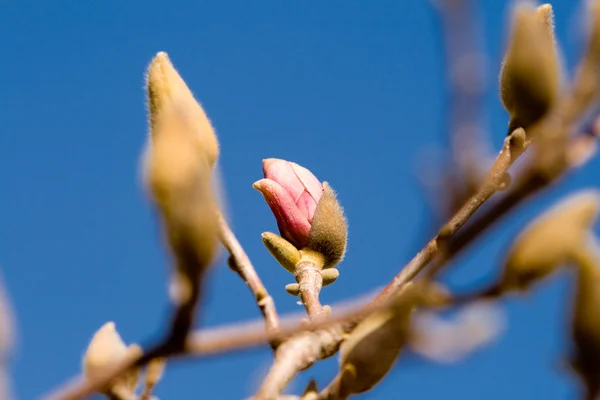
top-left (500, 3), bottom-right (560, 132)
top-left (285, 283), bottom-right (300, 296)
top-left (500, 189), bottom-right (600, 293)
top-left (82, 322), bottom-right (141, 396)
top-left (307, 183), bottom-right (348, 268)
top-left (320, 268), bottom-right (340, 286)
top-left (262, 232), bottom-right (301, 273)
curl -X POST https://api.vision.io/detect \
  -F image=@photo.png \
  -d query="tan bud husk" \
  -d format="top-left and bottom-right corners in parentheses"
top-left (285, 283), bottom-right (300, 296)
top-left (568, 239), bottom-right (600, 399)
top-left (142, 90), bottom-right (219, 293)
top-left (500, 3), bottom-right (560, 132)
top-left (82, 322), bottom-right (141, 395)
top-left (262, 232), bottom-right (301, 273)
top-left (586, 1), bottom-right (600, 63)
top-left (321, 268), bottom-right (340, 286)
top-left (337, 285), bottom-right (422, 396)
top-left (566, 0), bottom-right (600, 116)
top-left (307, 183), bottom-right (348, 268)
top-left (143, 60), bottom-right (220, 298)
top-left (146, 51), bottom-right (219, 168)
top-left (500, 190), bottom-right (600, 293)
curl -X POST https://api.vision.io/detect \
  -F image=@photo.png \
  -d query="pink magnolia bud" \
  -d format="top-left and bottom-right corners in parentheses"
top-left (253, 158), bottom-right (324, 248)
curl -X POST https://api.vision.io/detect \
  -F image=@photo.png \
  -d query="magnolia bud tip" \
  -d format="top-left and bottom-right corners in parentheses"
top-left (102, 321), bottom-right (116, 331)
top-left (252, 180), bottom-right (264, 191)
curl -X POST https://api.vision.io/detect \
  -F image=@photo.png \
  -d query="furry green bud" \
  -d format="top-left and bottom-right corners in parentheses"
top-left (285, 283), bottom-right (300, 296)
top-left (320, 268), bottom-right (340, 286)
top-left (307, 183), bottom-right (348, 268)
top-left (262, 232), bottom-right (301, 273)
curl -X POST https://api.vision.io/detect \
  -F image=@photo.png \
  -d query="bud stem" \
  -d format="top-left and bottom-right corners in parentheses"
top-left (295, 257), bottom-right (327, 322)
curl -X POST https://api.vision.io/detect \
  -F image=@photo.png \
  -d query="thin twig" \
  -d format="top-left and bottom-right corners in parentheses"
top-left (218, 211), bottom-right (281, 344)
top-left (376, 128), bottom-right (529, 302)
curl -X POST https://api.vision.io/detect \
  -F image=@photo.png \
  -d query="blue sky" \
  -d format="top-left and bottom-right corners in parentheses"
top-left (1, 1), bottom-right (598, 399)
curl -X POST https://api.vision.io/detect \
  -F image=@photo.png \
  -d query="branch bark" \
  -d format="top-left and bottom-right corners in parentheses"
top-left (218, 211), bottom-right (281, 344)
top-left (254, 326), bottom-right (346, 400)
top-left (295, 259), bottom-right (326, 322)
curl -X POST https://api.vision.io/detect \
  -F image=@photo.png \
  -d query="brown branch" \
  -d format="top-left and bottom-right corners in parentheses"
top-left (253, 251), bottom-right (334, 399)
top-left (376, 128), bottom-right (528, 302)
top-left (254, 326), bottom-right (346, 400)
top-left (185, 120), bottom-right (596, 359)
top-left (218, 211), bottom-right (281, 344)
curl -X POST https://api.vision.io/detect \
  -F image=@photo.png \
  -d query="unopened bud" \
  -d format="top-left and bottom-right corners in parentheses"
top-left (500, 190), bottom-right (600, 293)
top-left (500, 3), bottom-right (560, 132)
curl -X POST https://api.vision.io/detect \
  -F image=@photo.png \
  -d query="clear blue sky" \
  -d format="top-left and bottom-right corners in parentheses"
top-left (1, 1), bottom-right (598, 399)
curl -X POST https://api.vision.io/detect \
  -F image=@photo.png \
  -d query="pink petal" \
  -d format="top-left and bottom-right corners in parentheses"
top-left (262, 158), bottom-right (306, 201)
top-left (290, 162), bottom-right (323, 204)
top-left (296, 191), bottom-right (319, 223)
top-left (253, 178), bottom-right (311, 247)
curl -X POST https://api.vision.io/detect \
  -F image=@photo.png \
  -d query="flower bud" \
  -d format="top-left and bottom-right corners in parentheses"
top-left (143, 53), bottom-right (220, 312)
top-left (146, 52), bottom-right (219, 169)
top-left (337, 284), bottom-right (426, 396)
top-left (500, 189), bottom-right (600, 293)
top-left (253, 159), bottom-right (323, 248)
top-left (82, 322), bottom-right (141, 396)
top-left (255, 159), bottom-right (348, 268)
top-left (500, 3), bottom-right (560, 132)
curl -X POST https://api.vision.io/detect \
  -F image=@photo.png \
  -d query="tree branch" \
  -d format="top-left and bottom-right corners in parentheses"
top-left (42, 125), bottom-right (598, 400)
top-left (376, 128), bottom-right (528, 302)
top-left (218, 211), bottom-right (281, 344)
top-left (254, 326), bottom-right (346, 400)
